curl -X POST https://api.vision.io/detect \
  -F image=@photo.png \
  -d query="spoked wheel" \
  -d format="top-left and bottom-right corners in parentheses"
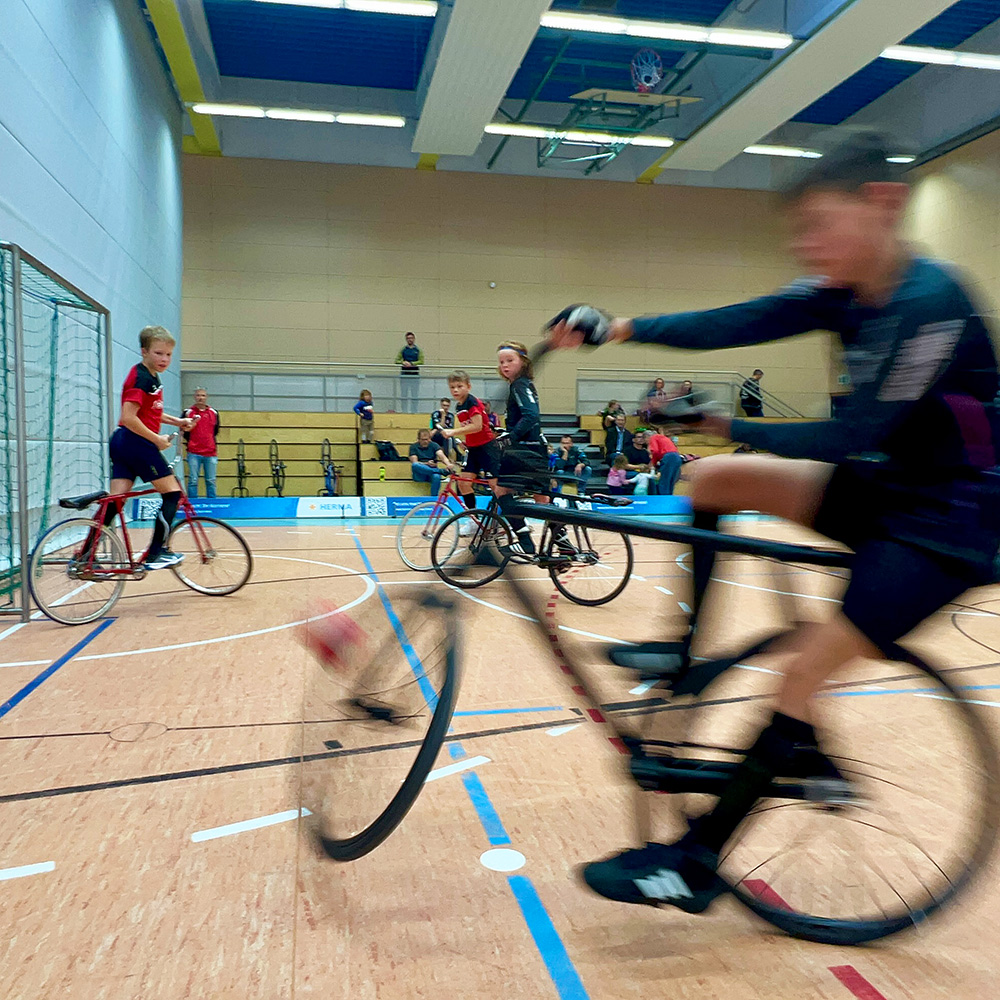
top-left (301, 589), bottom-right (461, 861)
top-left (547, 524), bottom-right (633, 607)
top-left (397, 499), bottom-right (458, 572)
top-left (647, 646), bottom-right (1000, 945)
top-left (168, 516), bottom-right (253, 595)
top-left (28, 518), bottom-right (130, 625)
top-left (431, 509), bottom-right (513, 589)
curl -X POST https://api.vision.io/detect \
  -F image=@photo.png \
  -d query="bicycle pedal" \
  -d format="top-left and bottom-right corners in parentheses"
top-left (802, 777), bottom-right (857, 807)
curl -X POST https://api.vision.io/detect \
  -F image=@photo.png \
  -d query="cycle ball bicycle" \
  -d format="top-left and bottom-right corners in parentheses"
top-left (28, 486), bottom-right (253, 625)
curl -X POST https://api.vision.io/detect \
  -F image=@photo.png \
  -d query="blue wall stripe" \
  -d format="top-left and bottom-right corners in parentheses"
top-left (0, 617), bottom-right (115, 721)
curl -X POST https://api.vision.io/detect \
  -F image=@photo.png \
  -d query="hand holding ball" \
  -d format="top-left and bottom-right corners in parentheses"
top-left (545, 304), bottom-right (613, 346)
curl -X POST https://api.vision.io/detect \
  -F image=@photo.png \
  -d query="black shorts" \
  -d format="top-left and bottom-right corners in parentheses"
top-left (110, 427), bottom-right (172, 483)
top-left (463, 442), bottom-right (500, 479)
top-left (813, 462), bottom-right (996, 650)
top-left (497, 443), bottom-right (549, 490)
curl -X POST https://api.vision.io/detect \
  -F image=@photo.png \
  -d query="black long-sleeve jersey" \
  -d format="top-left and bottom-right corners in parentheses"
top-left (506, 375), bottom-right (543, 444)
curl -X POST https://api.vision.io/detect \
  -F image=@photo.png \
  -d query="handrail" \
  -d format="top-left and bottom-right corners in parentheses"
top-left (182, 359), bottom-right (498, 376)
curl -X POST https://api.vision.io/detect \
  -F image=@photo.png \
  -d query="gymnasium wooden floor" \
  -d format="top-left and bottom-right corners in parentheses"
top-left (1, 519), bottom-right (999, 1000)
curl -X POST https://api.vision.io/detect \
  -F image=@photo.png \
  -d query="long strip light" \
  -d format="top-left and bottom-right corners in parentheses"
top-left (484, 122), bottom-right (674, 148)
top-left (250, 0), bottom-right (437, 14)
top-left (882, 44), bottom-right (1000, 71)
top-left (190, 103), bottom-right (406, 127)
top-left (744, 144), bottom-right (822, 158)
top-left (539, 11), bottom-right (792, 50)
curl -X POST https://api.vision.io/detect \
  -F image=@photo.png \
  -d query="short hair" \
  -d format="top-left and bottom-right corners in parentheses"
top-left (448, 369), bottom-right (471, 385)
top-left (140, 325), bottom-right (175, 349)
top-left (780, 128), bottom-right (909, 201)
top-left (405, 330), bottom-right (415, 339)
top-left (193, 386), bottom-right (207, 393)
top-left (753, 369), bottom-right (763, 377)
top-left (440, 397), bottom-right (449, 404)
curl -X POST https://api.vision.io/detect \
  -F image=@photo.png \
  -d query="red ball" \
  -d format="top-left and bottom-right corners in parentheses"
top-left (300, 605), bottom-right (367, 672)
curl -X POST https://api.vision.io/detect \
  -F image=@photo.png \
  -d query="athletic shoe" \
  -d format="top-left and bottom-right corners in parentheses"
top-left (144, 549), bottom-right (184, 571)
top-left (580, 837), bottom-right (728, 913)
top-left (459, 519), bottom-right (474, 537)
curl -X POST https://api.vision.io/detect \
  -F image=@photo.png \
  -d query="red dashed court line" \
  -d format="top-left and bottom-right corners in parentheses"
top-left (744, 878), bottom-right (792, 910)
top-left (829, 966), bottom-right (889, 1000)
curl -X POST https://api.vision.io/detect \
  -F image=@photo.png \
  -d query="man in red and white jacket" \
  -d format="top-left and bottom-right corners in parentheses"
top-left (183, 387), bottom-right (221, 498)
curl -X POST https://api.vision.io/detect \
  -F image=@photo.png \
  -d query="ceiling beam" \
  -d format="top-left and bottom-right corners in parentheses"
top-left (412, 0), bottom-right (553, 156)
top-left (657, 0), bottom-right (956, 173)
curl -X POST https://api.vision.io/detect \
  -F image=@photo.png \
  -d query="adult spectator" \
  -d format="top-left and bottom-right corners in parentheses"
top-left (604, 412), bottom-right (632, 460)
top-left (641, 377), bottom-right (669, 419)
top-left (395, 331), bottom-right (423, 413)
top-left (551, 434), bottom-right (592, 491)
top-left (740, 369), bottom-right (765, 417)
top-left (623, 429), bottom-right (651, 469)
top-left (430, 397), bottom-right (454, 453)
top-left (182, 387), bottom-right (220, 499)
top-left (599, 399), bottom-right (626, 428)
top-left (648, 429), bottom-right (683, 495)
top-left (408, 428), bottom-right (450, 497)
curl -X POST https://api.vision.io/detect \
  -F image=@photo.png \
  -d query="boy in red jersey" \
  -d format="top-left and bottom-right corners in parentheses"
top-left (105, 326), bottom-right (197, 569)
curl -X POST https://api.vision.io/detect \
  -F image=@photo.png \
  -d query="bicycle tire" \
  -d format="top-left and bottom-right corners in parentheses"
top-left (304, 589), bottom-right (461, 861)
top-left (431, 509), bottom-right (512, 589)
top-left (658, 646), bottom-right (1000, 945)
top-left (28, 518), bottom-right (128, 625)
top-left (548, 525), bottom-right (633, 607)
top-left (397, 499), bottom-right (459, 572)
top-left (168, 516), bottom-right (253, 595)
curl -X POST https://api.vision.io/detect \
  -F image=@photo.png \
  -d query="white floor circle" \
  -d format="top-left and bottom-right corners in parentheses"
top-left (479, 848), bottom-right (526, 872)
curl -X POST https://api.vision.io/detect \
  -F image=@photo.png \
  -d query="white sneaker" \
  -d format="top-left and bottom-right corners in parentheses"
top-left (145, 549), bottom-right (184, 571)
top-left (459, 519), bottom-right (474, 537)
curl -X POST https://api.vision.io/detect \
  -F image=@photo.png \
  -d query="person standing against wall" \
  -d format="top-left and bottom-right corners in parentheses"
top-left (395, 331), bottom-right (423, 413)
top-left (740, 369), bottom-right (765, 417)
top-left (183, 386), bottom-right (220, 498)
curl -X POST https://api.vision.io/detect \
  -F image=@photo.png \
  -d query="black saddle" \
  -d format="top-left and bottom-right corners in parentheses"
top-left (58, 491), bottom-right (109, 510)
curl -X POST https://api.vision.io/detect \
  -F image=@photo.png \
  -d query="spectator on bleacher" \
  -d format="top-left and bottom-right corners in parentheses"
top-left (552, 434), bottom-right (591, 492)
top-left (483, 399), bottom-right (500, 430)
top-left (648, 429), bottom-right (683, 495)
top-left (641, 377), bottom-right (669, 419)
top-left (408, 428), bottom-right (451, 497)
top-left (604, 412), bottom-right (632, 460)
top-left (395, 331), bottom-right (423, 413)
top-left (430, 396), bottom-right (454, 453)
top-left (599, 399), bottom-right (625, 428)
top-left (623, 429), bottom-right (651, 469)
top-left (353, 389), bottom-right (375, 443)
top-left (740, 369), bottom-right (765, 417)
top-left (183, 387), bottom-right (220, 499)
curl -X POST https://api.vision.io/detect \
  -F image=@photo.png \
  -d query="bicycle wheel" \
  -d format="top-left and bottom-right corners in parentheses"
top-left (302, 589), bottom-right (461, 861)
top-left (397, 499), bottom-right (458, 572)
top-left (431, 509), bottom-right (512, 589)
top-left (652, 646), bottom-right (1000, 945)
top-left (168, 516), bottom-right (253, 595)
top-left (548, 524), bottom-right (633, 607)
top-left (28, 518), bottom-right (128, 625)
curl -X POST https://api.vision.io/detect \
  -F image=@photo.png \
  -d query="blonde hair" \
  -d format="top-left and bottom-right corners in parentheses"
top-left (612, 454), bottom-right (629, 470)
top-left (139, 325), bottom-right (175, 349)
top-left (447, 369), bottom-right (471, 385)
top-left (496, 341), bottom-right (533, 380)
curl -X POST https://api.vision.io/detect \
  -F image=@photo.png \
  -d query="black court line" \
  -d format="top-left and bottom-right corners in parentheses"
top-left (0, 713), bottom-right (580, 804)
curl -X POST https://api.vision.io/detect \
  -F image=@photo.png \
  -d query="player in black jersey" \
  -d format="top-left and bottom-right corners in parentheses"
top-left (547, 129), bottom-right (1000, 913)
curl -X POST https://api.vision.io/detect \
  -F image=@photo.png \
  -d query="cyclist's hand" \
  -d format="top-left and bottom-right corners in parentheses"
top-left (545, 305), bottom-right (632, 349)
top-left (156, 433), bottom-right (174, 451)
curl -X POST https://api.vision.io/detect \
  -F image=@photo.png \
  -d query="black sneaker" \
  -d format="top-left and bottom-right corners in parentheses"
top-left (580, 838), bottom-right (728, 913)
top-left (144, 549), bottom-right (184, 571)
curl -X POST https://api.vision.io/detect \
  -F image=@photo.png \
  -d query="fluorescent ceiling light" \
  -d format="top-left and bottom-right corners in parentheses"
top-left (335, 112), bottom-right (405, 126)
top-left (882, 44), bottom-right (1000, 70)
top-left (541, 11), bottom-right (791, 49)
top-left (266, 108), bottom-right (337, 122)
top-left (190, 103), bottom-right (266, 118)
top-left (485, 122), bottom-right (673, 148)
top-left (251, 0), bottom-right (437, 12)
top-left (744, 144), bottom-right (822, 158)
top-left (886, 155), bottom-right (916, 164)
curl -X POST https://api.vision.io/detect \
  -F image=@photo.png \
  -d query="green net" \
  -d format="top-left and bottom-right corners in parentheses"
top-left (0, 246), bottom-right (109, 612)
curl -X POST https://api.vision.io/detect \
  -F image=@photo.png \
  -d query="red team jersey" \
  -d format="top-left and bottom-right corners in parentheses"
top-left (183, 406), bottom-right (220, 456)
top-left (120, 364), bottom-right (164, 434)
top-left (456, 393), bottom-right (494, 448)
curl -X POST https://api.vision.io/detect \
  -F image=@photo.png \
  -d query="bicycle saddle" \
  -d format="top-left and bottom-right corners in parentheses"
top-left (589, 494), bottom-right (633, 507)
top-left (59, 491), bottom-right (109, 510)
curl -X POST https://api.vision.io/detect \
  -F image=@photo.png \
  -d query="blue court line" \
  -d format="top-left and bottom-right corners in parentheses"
top-left (824, 682), bottom-right (1000, 699)
top-left (453, 706), bottom-right (563, 717)
top-left (508, 877), bottom-right (591, 1000)
top-left (0, 618), bottom-right (115, 721)
top-left (349, 531), bottom-right (591, 1000)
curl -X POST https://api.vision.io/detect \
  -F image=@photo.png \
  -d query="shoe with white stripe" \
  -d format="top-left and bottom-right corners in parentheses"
top-left (580, 838), bottom-right (728, 913)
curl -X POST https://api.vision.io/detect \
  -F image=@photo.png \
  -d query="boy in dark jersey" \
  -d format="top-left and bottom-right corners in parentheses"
top-left (104, 326), bottom-right (198, 570)
top-left (438, 370), bottom-right (498, 534)
top-left (547, 129), bottom-right (1000, 913)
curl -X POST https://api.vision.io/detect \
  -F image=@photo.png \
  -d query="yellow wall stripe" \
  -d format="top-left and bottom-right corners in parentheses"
top-left (145, 0), bottom-right (221, 156)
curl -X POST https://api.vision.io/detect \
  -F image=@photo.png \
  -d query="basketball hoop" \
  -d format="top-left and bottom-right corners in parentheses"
top-left (630, 48), bottom-right (663, 93)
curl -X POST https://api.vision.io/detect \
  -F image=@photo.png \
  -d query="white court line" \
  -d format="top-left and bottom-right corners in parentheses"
top-left (629, 680), bottom-right (659, 695)
top-left (917, 693), bottom-right (1000, 709)
top-left (558, 625), bottom-right (635, 644)
top-left (443, 586), bottom-right (537, 623)
top-left (286, 530), bottom-right (312, 535)
top-left (677, 601), bottom-right (692, 613)
top-left (736, 663), bottom-right (782, 676)
top-left (546, 724), bottom-right (582, 737)
top-left (0, 861), bottom-right (55, 881)
top-left (0, 555), bottom-right (376, 669)
top-left (630, 574), bottom-right (647, 581)
top-left (191, 807), bottom-right (311, 843)
top-left (655, 585), bottom-right (673, 596)
top-left (0, 622), bottom-right (27, 643)
top-left (425, 755), bottom-right (490, 782)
